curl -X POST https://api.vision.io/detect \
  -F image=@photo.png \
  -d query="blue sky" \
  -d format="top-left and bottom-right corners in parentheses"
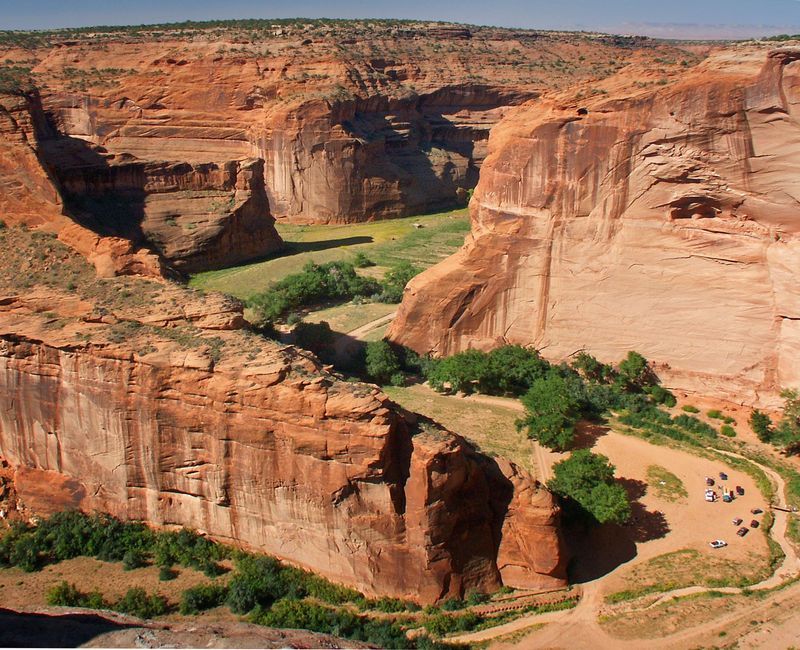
top-left (1, 0), bottom-right (799, 37)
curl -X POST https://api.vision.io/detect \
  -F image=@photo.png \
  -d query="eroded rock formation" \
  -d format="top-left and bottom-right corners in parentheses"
top-left (389, 48), bottom-right (800, 407)
top-left (0, 22), bottom-right (694, 225)
top-left (0, 275), bottom-right (567, 602)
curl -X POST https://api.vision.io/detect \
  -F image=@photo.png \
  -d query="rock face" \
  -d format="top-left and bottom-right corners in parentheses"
top-left (389, 49), bottom-right (800, 407)
top-left (0, 22), bottom-right (693, 225)
top-left (0, 290), bottom-right (567, 602)
top-left (54, 155), bottom-right (280, 272)
top-left (0, 89), bottom-right (280, 274)
top-left (256, 87), bottom-right (530, 223)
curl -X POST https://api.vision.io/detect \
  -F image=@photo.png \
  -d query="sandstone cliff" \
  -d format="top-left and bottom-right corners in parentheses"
top-left (0, 21), bottom-right (696, 224)
top-left (0, 87), bottom-right (282, 274)
top-left (389, 48), bottom-right (800, 407)
top-left (0, 228), bottom-right (567, 602)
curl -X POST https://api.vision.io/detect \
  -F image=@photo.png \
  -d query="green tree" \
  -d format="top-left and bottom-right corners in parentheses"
top-left (377, 261), bottom-right (420, 303)
top-left (365, 340), bottom-right (402, 385)
top-left (616, 351), bottom-right (654, 391)
top-left (547, 450), bottom-right (631, 524)
top-left (571, 352), bottom-right (613, 383)
top-left (517, 374), bottom-right (584, 451)
top-left (749, 409), bottom-right (774, 443)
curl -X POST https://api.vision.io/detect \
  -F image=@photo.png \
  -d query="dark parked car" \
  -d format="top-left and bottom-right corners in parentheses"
top-left (737, 527), bottom-right (749, 537)
top-left (720, 472), bottom-right (729, 481)
top-left (733, 518), bottom-right (743, 526)
top-left (751, 508), bottom-right (763, 515)
top-left (706, 477), bottom-right (715, 486)
top-left (736, 486), bottom-right (745, 496)
top-left (751, 520), bottom-right (760, 528)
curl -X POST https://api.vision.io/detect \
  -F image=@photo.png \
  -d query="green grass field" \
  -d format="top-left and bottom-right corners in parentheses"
top-left (189, 209), bottom-right (470, 300)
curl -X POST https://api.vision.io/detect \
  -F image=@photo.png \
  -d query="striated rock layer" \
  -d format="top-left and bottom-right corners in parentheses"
top-left (0, 22), bottom-right (695, 224)
top-left (0, 290), bottom-right (567, 602)
top-left (389, 49), bottom-right (800, 407)
top-left (0, 89), bottom-right (281, 274)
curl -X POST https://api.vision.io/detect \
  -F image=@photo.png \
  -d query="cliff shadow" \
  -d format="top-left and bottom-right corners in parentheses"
top-left (566, 476), bottom-right (669, 583)
top-left (36, 132), bottom-right (150, 246)
top-left (0, 608), bottom-right (139, 647)
top-left (284, 236), bottom-right (373, 254)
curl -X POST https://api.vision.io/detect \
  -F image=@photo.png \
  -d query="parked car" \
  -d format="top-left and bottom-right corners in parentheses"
top-left (709, 540), bottom-right (728, 549)
top-left (751, 508), bottom-right (763, 515)
top-left (720, 472), bottom-right (729, 481)
top-left (736, 486), bottom-right (745, 496)
top-left (751, 520), bottom-right (760, 528)
top-left (733, 518), bottom-right (743, 526)
top-left (705, 489), bottom-right (717, 502)
top-left (737, 527), bottom-right (749, 537)
top-left (706, 477), bottom-right (715, 486)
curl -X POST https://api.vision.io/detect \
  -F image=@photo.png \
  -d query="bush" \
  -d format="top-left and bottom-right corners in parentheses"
top-left (707, 409), bottom-right (723, 419)
top-left (571, 352), bottom-right (613, 383)
top-left (647, 385), bottom-right (676, 407)
top-left (750, 410), bottom-right (774, 443)
top-left (426, 345), bottom-right (551, 397)
top-left (180, 583), bottom-right (229, 615)
top-left (352, 252), bottom-right (375, 268)
top-left (720, 424), bottom-right (736, 437)
top-left (116, 587), bottom-right (168, 618)
top-left (365, 340), bottom-right (402, 385)
top-left (682, 405), bottom-right (700, 413)
top-left (158, 566), bottom-right (177, 581)
top-left (376, 261), bottom-right (419, 303)
top-left (122, 549), bottom-right (147, 570)
top-left (547, 450), bottom-right (631, 525)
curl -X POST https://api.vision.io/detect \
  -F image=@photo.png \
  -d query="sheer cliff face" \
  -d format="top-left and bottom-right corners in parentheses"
top-left (0, 25), bottom-right (692, 224)
top-left (0, 91), bottom-right (281, 274)
top-left (0, 287), bottom-right (567, 603)
top-left (389, 49), bottom-right (800, 407)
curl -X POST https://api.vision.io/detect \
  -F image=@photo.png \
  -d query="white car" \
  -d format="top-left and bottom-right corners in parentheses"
top-left (709, 540), bottom-right (727, 549)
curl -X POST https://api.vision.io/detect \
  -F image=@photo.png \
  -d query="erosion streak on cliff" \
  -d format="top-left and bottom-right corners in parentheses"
top-left (389, 48), bottom-right (800, 407)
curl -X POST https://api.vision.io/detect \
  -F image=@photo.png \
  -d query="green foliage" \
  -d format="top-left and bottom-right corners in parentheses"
top-left (426, 345), bottom-right (550, 396)
top-left (180, 582), bottom-right (229, 615)
top-left (547, 450), bottom-right (631, 524)
top-left (248, 261), bottom-right (380, 325)
top-left (292, 321), bottom-right (335, 361)
top-left (750, 409), bottom-right (774, 443)
top-left (646, 385), bottom-right (676, 407)
top-left (46, 581), bottom-right (107, 609)
top-left (47, 581), bottom-right (165, 618)
top-left (720, 424), bottom-right (736, 437)
top-left (375, 261), bottom-right (420, 303)
top-left (352, 252), bottom-right (375, 268)
top-left (706, 409), bottom-right (723, 419)
top-left (253, 599), bottom-right (413, 649)
top-left (615, 351), bottom-right (655, 391)
top-left (423, 610), bottom-right (482, 636)
top-left (774, 389), bottom-right (800, 453)
top-left (158, 565), bottom-right (177, 581)
top-left (518, 373), bottom-right (584, 451)
top-left (115, 587), bottom-right (168, 618)
top-left (571, 352), bottom-right (613, 383)
top-left (365, 340), bottom-right (402, 385)
top-left (682, 405), bottom-right (700, 413)
top-left (122, 548), bottom-right (147, 570)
